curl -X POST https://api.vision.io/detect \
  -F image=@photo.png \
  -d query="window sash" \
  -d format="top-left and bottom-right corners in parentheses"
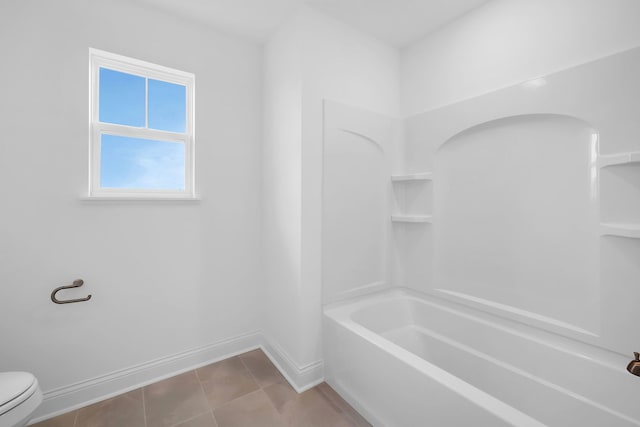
top-left (89, 48), bottom-right (195, 198)
top-left (90, 123), bottom-right (193, 196)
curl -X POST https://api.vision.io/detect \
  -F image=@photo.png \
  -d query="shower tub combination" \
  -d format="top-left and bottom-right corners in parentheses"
top-left (321, 48), bottom-right (640, 426)
top-left (323, 289), bottom-right (640, 427)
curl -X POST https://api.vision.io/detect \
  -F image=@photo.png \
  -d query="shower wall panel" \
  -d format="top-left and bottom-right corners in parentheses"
top-left (322, 101), bottom-right (399, 303)
top-left (401, 47), bottom-right (640, 355)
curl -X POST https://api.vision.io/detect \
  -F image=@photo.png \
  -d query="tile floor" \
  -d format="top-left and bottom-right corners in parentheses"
top-left (32, 349), bottom-right (371, 427)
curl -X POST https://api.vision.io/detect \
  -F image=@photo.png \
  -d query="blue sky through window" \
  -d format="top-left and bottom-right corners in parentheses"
top-left (99, 67), bottom-right (187, 190)
top-left (99, 68), bottom-right (145, 126)
top-left (148, 79), bottom-right (186, 132)
top-left (100, 134), bottom-right (185, 190)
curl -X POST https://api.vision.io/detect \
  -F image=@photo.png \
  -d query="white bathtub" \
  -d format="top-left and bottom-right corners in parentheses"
top-left (323, 289), bottom-right (640, 427)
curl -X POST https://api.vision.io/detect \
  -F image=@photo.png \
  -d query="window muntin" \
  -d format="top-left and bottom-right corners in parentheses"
top-left (89, 48), bottom-right (195, 198)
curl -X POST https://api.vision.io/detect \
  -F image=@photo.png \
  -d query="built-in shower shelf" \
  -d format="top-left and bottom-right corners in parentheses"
top-left (600, 223), bottom-right (640, 239)
top-left (391, 215), bottom-right (433, 223)
top-left (598, 151), bottom-right (640, 168)
top-left (391, 172), bottom-right (433, 182)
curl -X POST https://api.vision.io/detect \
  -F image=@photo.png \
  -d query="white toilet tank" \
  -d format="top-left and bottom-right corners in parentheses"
top-left (0, 372), bottom-right (42, 427)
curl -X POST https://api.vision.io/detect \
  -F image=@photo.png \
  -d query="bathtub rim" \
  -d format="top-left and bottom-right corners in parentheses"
top-left (325, 286), bottom-right (629, 372)
top-left (324, 289), bottom-right (547, 427)
top-left (324, 287), bottom-right (638, 426)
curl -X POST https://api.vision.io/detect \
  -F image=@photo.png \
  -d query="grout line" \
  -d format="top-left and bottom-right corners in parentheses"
top-left (194, 368), bottom-right (214, 413)
top-left (238, 354), bottom-right (262, 389)
top-left (167, 409), bottom-right (212, 427)
top-left (210, 409), bottom-right (219, 427)
top-left (238, 349), bottom-right (288, 391)
top-left (212, 388), bottom-right (265, 413)
top-left (196, 353), bottom-right (267, 414)
top-left (194, 368), bottom-right (208, 402)
top-left (262, 386), bottom-right (285, 417)
top-left (239, 354), bottom-right (291, 417)
top-left (72, 409), bottom-right (79, 427)
top-left (166, 370), bottom-right (211, 427)
top-left (141, 386), bottom-right (148, 427)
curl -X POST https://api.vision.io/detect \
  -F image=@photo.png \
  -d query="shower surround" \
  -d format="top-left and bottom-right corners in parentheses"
top-left (322, 47), bottom-right (640, 426)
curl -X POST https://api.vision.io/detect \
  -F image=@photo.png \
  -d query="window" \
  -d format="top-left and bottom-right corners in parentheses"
top-left (89, 48), bottom-right (195, 198)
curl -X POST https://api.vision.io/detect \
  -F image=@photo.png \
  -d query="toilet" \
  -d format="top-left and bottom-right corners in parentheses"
top-left (0, 372), bottom-right (42, 427)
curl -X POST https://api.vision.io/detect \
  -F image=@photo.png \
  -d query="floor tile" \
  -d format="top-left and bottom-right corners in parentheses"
top-left (316, 383), bottom-right (371, 427)
top-left (30, 410), bottom-right (77, 427)
top-left (197, 357), bottom-right (259, 409)
top-left (262, 382), bottom-right (298, 413)
top-left (27, 352), bottom-right (370, 427)
top-left (239, 349), bottom-right (287, 387)
top-left (74, 389), bottom-right (144, 427)
top-left (173, 410), bottom-right (218, 427)
top-left (145, 371), bottom-right (209, 427)
top-left (264, 382), bottom-right (370, 427)
top-left (196, 357), bottom-right (250, 383)
top-left (213, 389), bottom-right (285, 427)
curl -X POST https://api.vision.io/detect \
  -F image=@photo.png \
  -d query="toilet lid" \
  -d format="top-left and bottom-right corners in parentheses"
top-left (0, 372), bottom-right (35, 407)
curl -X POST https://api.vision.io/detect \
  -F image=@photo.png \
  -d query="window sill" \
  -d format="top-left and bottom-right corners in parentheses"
top-left (80, 195), bottom-right (201, 202)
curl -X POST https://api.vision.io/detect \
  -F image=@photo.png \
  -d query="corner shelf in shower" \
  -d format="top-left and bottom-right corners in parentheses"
top-left (598, 151), bottom-right (640, 168)
top-left (598, 150), bottom-right (640, 239)
top-left (600, 223), bottom-right (640, 239)
top-left (391, 172), bottom-right (433, 182)
top-left (391, 171), bottom-right (433, 223)
top-left (391, 215), bottom-right (433, 223)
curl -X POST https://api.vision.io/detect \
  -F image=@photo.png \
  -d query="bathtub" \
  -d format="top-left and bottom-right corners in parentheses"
top-left (323, 289), bottom-right (640, 427)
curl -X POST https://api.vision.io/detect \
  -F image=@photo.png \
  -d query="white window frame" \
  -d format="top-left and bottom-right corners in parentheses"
top-left (89, 48), bottom-right (195, 199)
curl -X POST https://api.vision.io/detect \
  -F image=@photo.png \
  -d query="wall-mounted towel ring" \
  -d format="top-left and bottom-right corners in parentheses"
top-left (51, 279), bottom-right (92, 304)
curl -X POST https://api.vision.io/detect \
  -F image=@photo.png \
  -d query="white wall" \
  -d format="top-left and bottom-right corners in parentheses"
top-left (262, 15), bottom-right (306, 383)
top-left (262, 6), bottom-right (398, 388)
top-left (0, 0), bottom-right (263, 415)
top-left (401, 0), bottom-right (640, 115)
top-left (299, 5), bottom-right (399, 368)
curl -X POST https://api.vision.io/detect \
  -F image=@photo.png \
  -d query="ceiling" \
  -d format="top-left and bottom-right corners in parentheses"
top-left (134, 0), bottom-right (489, 47)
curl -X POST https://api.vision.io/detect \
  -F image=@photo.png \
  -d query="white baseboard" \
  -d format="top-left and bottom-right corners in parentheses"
top-left (30, 331), bottom-right (261, 424)
top-left (260, 336), bottom-right (324, 393)
top-left (29, 331), bottom-right (324, 425)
